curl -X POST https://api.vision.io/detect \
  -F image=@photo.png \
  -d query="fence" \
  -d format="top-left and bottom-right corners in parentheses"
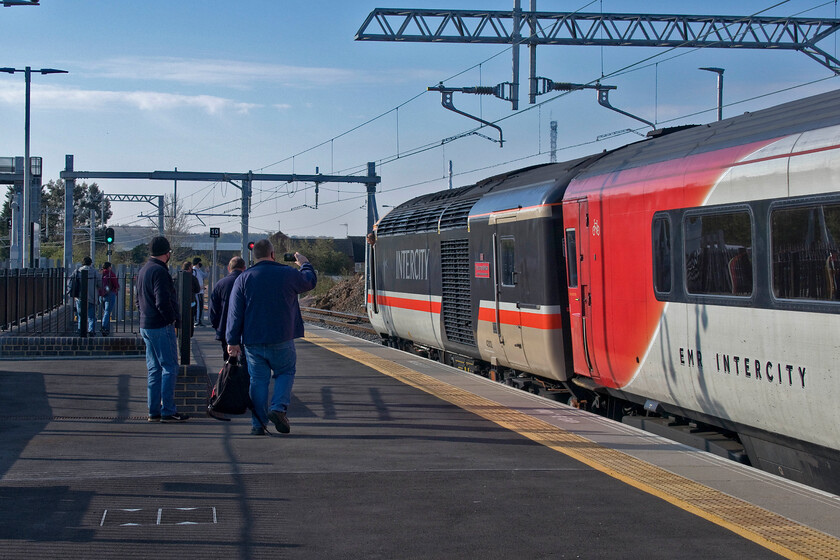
top-left (0, 268), bottom-right (67, 333)
top-left (0, 266), bottom-right (145, 336)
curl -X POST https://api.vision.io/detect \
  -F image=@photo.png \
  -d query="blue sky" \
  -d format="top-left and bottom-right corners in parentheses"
top-left (2, 0), bottom-right (839, 241)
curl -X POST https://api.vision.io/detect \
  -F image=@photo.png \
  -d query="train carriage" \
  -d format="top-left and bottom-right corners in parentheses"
top-left (367, 88), bottom-right (840, 494)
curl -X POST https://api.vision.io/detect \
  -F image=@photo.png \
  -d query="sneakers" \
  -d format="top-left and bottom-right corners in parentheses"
top-left (160, 412), bottom-right (190, 423)
top-left (268, 410), bottom-right (290, 434)
top-left (148, 415), bottom-right (161, 422)
top-left (250, 426), bottom-right (267, 436)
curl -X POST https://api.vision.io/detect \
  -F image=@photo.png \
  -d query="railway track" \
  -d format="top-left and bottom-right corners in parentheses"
top-left (301, 307), bottom-right (377, 337)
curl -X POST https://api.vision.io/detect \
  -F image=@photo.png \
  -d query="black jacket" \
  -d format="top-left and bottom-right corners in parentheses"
top-left (137, 257), bottom-right (179, 329)
top-left (209, 268), bottom-right (243, 341)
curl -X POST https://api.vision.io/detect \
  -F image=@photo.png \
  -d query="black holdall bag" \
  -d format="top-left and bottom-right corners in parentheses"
top-left (208, 356), bottom-right (252, 420)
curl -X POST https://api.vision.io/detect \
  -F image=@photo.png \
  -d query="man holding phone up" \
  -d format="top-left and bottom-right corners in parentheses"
top-left (225, 240), bottom-right (317, 435)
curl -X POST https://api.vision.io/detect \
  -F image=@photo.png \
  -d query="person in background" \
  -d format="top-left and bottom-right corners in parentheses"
top-left (137, 236), bottom-right (189, 423)
top-left (226, 240), bottom-right (316, 436)
top-left (192, 257), bottom-right (207, 326)
top-left (183, 261), bottom-right (201, 337)
top-left (210, 256), bottom-right (247, 361)
top-left (73, 256), bottom-right (102, 336)
top-left (99, 261), bottom-right (119, 336)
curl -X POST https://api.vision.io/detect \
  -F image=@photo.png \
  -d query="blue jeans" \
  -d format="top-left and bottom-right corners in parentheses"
top-left (100, 293), bottom-right (116, 333)
top-left (243, 340), bottom-right (296, 429)
top-left (141, 324), bottom-right (179, 417)
top-left (75, 300), bottom-right (96, 333)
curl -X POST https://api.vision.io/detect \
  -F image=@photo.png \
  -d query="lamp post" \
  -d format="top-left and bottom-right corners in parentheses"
top-left (0, 66), bottom-right (68, 267)
top-left (699, 67), bottom-right (725, 122)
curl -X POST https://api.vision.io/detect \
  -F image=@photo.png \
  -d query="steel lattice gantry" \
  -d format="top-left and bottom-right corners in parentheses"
top-left (104, 194), bottom-right (166, 235)
top-left (60, 156), bottom-right (380, 271)
top-left (356, 8), bottom-right (840, 107)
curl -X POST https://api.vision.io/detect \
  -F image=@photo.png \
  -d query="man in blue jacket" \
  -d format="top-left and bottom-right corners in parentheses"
top-left (209, 256), bottom-right (246, 361)
top-left (226, 240), bottom-right (317, 435)
top-left (137, 236), bottom-right (189, 423)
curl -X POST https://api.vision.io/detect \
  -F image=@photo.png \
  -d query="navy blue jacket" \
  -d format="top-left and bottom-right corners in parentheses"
top-left (225, 260), bottom-right (317, 346)
top-left (137, 257), bottom-right (179, 329)
top-left (209, 268), bottom-right (243, 342)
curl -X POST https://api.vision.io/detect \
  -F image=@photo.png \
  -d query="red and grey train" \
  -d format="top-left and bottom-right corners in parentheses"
top-left (366, 88), bottom-right (840, 494)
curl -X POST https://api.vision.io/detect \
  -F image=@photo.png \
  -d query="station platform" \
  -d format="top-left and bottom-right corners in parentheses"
top-left (0, 324), bottom-right (839, 559)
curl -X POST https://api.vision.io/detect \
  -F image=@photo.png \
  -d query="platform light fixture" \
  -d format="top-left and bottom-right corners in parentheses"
top-left (0, 66), bottom-right (68, 267)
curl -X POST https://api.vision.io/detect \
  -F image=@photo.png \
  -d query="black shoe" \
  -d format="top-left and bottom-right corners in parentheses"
top-left (250, 426), bottom-right (267, 436)
top-left (161, 413), bottom-right (190, 423)
top-left (148, 415), bottom-right (161, 422)
top-left (268, 410), bottom-right (290, 434)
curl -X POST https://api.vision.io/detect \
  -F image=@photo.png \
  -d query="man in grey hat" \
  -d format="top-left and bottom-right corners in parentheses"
top-left (137, 236), bottom-right (189, 423)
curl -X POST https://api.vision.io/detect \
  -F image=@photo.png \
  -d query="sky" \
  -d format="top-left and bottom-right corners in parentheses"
top-left (2, 0), bottom-right (840, 245)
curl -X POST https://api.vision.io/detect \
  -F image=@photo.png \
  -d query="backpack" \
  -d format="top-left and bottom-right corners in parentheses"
top-left (69, 270), bottom-right (81, 298)
top-left (207, 356), bottom-right (252, 420)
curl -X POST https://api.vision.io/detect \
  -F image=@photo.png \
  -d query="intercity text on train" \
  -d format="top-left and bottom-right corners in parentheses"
top-left (395, 249), bottom-right (429, 281)
top-left (678, 347), bottom-right (806, 388)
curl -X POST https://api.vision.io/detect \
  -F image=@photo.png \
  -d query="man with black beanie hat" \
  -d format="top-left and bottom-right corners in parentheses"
top-left (136, 236), bottom-right (189, 422)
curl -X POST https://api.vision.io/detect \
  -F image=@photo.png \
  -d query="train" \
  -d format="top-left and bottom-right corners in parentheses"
top-left (365, 88), bottom-right (840, 494)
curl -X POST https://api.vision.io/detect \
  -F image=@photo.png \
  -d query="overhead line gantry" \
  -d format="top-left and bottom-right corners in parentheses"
top-left (356, 5), bottom-right (840, 108)
top-left (60, 156), bottom-right (380, 272)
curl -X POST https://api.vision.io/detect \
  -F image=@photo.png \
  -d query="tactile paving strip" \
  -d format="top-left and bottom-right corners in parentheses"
top-left (306, 332), bottom-right (840, 560)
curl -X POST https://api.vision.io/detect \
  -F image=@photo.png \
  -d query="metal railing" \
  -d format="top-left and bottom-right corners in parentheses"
top-left (0, 266), bottom-right (143, 336)
top-left (0, 268), bottom-right (67, 334)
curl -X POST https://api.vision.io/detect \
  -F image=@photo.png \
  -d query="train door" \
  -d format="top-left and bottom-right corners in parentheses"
top-left (564, 198), bottom-right (598, 378)
top-left (492, 214), bottom-right (529, 370)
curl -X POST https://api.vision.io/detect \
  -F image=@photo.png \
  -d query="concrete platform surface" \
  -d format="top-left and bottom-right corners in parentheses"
top-left (0, 325), bottom-right (837, 559)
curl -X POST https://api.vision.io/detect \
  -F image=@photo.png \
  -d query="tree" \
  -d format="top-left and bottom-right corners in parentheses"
top-left (288, 238), bottom-right (353, 275)
top-left (41, 179), bottom-right (112, 236)
top-left (0, 186), bottom-right (14, 260)
top-left (164, 193), bottom-right (192, 262)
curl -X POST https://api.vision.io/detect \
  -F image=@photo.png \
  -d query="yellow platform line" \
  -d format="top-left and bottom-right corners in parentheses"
top-left (305, 332), bottom-right (840, 560)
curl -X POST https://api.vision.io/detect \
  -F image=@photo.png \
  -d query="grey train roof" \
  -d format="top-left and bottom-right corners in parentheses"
top-left (375, 88), bottom-right (840, 237)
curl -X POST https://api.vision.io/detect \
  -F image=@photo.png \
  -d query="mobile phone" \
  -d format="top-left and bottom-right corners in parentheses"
top-left (283, 252), bottom-right (296, 262)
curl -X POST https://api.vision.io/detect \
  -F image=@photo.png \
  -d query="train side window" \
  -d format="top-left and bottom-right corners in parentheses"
top-left (652, 215), bottom-right (672, 293)
top-left (771, 203), bottom-right (840, 301)
top-left (565, 229), bottom-right (578, 288)
top-left (684, 210), bottom-right (753, 296)
top-left (500, 236), bottom-right (516, 287)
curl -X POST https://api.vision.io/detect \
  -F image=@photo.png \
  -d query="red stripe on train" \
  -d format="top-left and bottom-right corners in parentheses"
top-left (367, 293), bottom-right (442, 314)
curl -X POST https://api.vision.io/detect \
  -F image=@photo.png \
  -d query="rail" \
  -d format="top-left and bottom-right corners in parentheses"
top-left (301, 306), bottom-right (377, 335)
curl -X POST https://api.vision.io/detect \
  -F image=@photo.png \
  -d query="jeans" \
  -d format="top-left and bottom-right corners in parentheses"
top-left (141, 324), bottom-right (179, 417)
top-left (100, 293), bottom-right (116, 333)
top-left (243, 340), bottom-right (296, 429)
top-left (75, 300), bottom-right (96, 333)
top-left (195, 293), bottom-right (204, 324)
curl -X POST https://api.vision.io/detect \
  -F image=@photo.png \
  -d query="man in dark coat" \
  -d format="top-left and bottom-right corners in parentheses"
top-left (226, 240), bottom-right (316, 436)
top-left (209, 256), bottom-right (246, 361)
top-left (136, 236), bottom-right (189, 423)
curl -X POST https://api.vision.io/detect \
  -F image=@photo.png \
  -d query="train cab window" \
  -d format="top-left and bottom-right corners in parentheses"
top-left (771, 203), bottom-right (840, 301)
top-left (500, 236), bottom-right (516, 287)
top-left (684, 210), bottom-right (753, 296)
top-left (565, 229), bottom-right (578, 288)
top-left (652, 215), bottom-right (672, 293)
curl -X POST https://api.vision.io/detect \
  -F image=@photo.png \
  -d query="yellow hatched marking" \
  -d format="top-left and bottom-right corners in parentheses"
top-left (306, 332), bottom-right (840, 560)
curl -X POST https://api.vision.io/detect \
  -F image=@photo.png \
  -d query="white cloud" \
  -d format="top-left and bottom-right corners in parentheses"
top-left (72, 56), bottom-right (440, 88)
top-left (0, 82), bottom-right (259, 114)
top-left (77, 56), bottom-right (362, 87)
